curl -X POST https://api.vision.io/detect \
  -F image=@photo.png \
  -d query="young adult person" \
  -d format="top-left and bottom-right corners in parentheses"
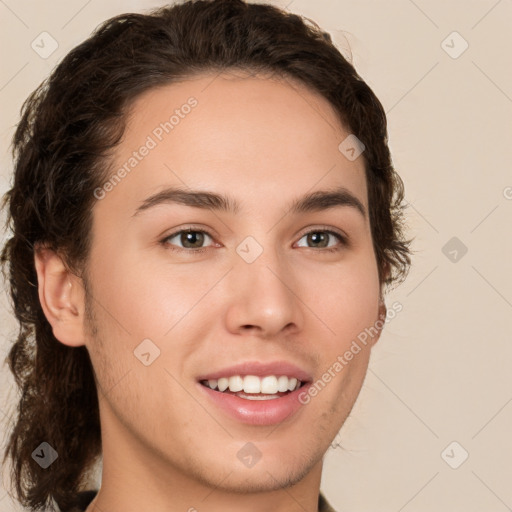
top-left (1, 1), bottom-right (411, 511)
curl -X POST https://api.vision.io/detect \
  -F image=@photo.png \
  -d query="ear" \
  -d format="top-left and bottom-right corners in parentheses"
top-left (370, 298), bottom-right (388, 347)
top-left (381, 261), bottom-right (392, 288)
top-left (378, 298), bottom-right (387, 324)
top-left (34, 244), bottom-right (86, 347)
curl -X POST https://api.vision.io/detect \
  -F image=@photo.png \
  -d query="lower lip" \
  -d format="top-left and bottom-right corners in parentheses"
top-left (197, 382), bottom-right (311, 426)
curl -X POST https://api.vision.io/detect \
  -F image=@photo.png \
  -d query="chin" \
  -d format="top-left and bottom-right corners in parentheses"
top-left (215, 463), bottom-right (313, 494)
top-left (184, 446), bottom-right (319, 494)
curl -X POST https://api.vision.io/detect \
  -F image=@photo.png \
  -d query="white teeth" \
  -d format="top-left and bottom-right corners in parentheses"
top-left (287, 377), bottom-right (298, 392)
top-left (277, 375), bottom-right (289, 392)
top-left (235, 392), bottom-right (280, 400)
top-left (243, 375), bottom-right (261, 394)
top-left (228, 375), bottom-right (244, 392)
top-left (261, 376), bottom-right (278, 394)
top-left (202, 375), bottom-right (303, 394)
top-left (217, 377), bottom-right (229, 392)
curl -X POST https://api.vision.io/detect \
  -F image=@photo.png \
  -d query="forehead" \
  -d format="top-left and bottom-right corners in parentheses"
top-left (95, 71), bottom-right (367, 222)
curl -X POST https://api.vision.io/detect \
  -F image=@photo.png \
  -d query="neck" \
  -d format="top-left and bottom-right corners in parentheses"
top-left (89, 459), bottom-right (324, 512)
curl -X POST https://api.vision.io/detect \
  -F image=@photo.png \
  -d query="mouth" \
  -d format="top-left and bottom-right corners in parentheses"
top-left (199, 374), bottom-right (308, 401)
top-left (195, 361), bottom-right (313, 425)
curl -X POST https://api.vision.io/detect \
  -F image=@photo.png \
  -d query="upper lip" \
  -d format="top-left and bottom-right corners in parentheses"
top-left (196, 360), bottom-right (312, 383)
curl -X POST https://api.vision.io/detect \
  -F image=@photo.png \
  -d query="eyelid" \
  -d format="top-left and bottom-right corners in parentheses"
top-left (163, 224), bottom-right (216, 238)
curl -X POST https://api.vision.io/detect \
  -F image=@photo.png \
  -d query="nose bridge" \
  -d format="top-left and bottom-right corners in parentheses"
top-left (224, 233), bottom-right (302, 335)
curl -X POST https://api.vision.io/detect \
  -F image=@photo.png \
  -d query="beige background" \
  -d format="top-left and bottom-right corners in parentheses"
top-left (1, 1), bottom-right (511, 511)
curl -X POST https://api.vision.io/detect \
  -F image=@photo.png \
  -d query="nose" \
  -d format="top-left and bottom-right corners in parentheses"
top-left (223, 244), bottom-right (304, 339)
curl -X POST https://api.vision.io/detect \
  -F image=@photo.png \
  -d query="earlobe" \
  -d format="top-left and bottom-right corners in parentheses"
top-left (371, 298), bottom-right (387, 346)
top-left (378, 299), bottom-right (387, 324)
top-left (34, 244), bottom-right (86, 347)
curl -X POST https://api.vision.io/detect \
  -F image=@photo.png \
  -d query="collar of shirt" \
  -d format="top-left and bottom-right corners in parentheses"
top-left (66, 490), bottom-right (338, 511)
top-left (319, 491), bottom-right (338, 512)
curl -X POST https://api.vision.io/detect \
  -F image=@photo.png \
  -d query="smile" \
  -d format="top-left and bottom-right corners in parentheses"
top-left (200, 374), bottom-right (304, 398)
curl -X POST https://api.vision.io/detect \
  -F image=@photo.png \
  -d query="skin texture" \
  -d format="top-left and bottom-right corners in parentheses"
top-left (34, 72), bottom-right (386, 512)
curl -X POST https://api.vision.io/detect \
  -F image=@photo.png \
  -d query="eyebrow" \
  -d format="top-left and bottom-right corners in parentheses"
top-left (132, 185), bottom-right (366, 219)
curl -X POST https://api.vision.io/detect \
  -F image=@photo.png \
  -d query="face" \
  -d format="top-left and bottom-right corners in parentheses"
top-left (81, 71), bottom-right (384, 493)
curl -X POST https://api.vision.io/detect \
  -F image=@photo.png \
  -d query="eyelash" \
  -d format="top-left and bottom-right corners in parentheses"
top-left (160, 225), bottom-right (349, 254)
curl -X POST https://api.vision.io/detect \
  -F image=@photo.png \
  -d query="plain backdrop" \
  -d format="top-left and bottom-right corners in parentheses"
top-left (1, 1), bottom-right (511, 511)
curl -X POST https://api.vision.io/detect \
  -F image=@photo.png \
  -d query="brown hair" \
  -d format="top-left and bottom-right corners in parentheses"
top-left (1, 0), bottom-right (411, 510)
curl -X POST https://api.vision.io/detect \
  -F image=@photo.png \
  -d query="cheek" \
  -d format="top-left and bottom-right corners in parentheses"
top-left (87, 245), bottom-right (207, 341)
top-left (299, 253), bottom-right (381, 351)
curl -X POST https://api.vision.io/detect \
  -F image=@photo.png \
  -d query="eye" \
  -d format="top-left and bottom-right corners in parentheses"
top-left (162, 228), bottom-right (216, 252)
top-left (295, 228), bottom-right (348, 252)
top-left (160, 226), bottom-right (348, 254)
